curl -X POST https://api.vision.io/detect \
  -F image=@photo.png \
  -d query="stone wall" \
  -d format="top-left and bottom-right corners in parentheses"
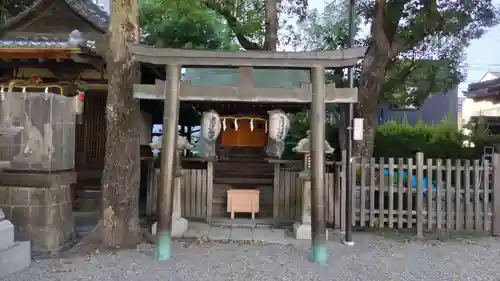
top-left (0, 183), bottom-right (74, 254)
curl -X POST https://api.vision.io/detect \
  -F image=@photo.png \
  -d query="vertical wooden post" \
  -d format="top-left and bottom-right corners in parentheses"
top-left (333, 161), bottom-right (342, 229)
top-left (206, 161), bottom-right (214, 224)
top-left (273, 162), bottom-right (281, 219)
top-left (416, 152), bottom-right (424, 238)
top-left (378, 157), bottom-right (385, 228)
top-left (310, 66), bottom-right (327, 263)
top-left (491, 153), bottom-right (500, 236)
top-left (146, 157), bottom-right (156, 216)
top-left (155, 64), bottom-right (181, 260)
top-left (341, 150), bottom-right (347, 231)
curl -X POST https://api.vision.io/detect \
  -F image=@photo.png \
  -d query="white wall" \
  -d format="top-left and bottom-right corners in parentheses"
top-left (462, 72), bottom-right (500, 124)
top-left (462, 99), bottom-right (500, 122)
top-left (480, 72), bottom-right (499, 82)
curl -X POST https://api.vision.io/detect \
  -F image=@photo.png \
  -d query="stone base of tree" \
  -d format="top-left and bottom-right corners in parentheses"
top-left (151, 218), bottom-right (188, 238)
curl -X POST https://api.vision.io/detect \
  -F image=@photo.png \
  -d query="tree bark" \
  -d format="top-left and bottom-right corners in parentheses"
top-left (205, 0), bottom-right (279, 52)
top-left (203, 0), bottom-right (262, 50)
top-left (264, 0), bottom-right (278, 51)
top-left (352, 0), bottom-right (392, 158)
top-left (354, 46), bottom-right (390, 158)
top-left (354, 0), bottom-right (441, 158)
top-left (101, 0), bottom-right (141, 247)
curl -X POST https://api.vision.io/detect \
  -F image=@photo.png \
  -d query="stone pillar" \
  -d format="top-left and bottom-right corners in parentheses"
top-left (170, 151), bottom-right (188, 237)
top-left (293, 155), bottom-right (320, 239)
top-left (300, 176), bottom-right (312, 225)
top-left (292, 131), bottom-right (333, 240)
top-left (151, 135), bottom-right (192, 238)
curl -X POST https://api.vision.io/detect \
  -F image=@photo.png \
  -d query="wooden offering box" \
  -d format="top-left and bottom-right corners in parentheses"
top-left (227, 189), bottom-right (260, 219)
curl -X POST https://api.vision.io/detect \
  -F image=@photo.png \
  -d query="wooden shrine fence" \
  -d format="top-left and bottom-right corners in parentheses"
top-left (146, 153), bottom-right (500, 237)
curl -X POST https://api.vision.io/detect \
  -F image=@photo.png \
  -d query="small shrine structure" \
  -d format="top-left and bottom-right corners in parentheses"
top-left (130, 45), bottom-right (366, 262)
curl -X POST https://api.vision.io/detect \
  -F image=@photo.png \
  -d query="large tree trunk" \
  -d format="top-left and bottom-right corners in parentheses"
top-left (353, 0), bottom-right (394, 159)
top-left (354, 47), bottom-right (390, 158)
top-left (101, 0), bottom-right (141, 247)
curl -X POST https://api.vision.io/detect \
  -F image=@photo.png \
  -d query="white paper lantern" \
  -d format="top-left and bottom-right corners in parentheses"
top-left (267, 109), bottom-right (290, 141)
top-left (201, 110), bottom-right (221, 142)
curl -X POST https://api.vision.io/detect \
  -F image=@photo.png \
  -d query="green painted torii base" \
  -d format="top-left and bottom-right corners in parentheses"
top-left (311, 244), bottom-right (328, 264)
top-left (154, 232), bottom-right (172, 260)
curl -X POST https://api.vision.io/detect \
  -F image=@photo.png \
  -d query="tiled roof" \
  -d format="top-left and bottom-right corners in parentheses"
top-left (68, 0), bottom-right (108, 33)
top-left (0, 37), bottom-right (72, 49)
top-left (0, 35), bottom-right (97, 54)
top-left (465, 77), bottom-right (500, 98)
top-left (0, 0), bottom-right (106, 53)
top-left (1, 0), bottom-right (108, 35)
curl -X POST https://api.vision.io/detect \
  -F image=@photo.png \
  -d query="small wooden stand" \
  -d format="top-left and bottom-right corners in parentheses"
top-left (227, 189), bottom-right (260, 219)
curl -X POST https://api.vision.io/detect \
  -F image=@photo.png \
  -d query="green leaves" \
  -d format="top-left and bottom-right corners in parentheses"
top-left (375, 117), bottom-right (477, 159)
top-left (139, 0), bottom-right (238, 49)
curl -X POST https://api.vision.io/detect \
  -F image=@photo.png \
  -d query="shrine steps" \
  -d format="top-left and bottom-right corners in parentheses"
top-left (214, 160), bottom-right (274, 185)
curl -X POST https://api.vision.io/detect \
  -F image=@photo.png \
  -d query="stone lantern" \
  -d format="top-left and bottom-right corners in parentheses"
top-left (292, 130), bottom-right (334, 240)
top-left (151, 134), bottom-right (194, 237)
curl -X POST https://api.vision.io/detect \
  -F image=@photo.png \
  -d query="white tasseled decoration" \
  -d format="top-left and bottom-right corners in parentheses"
top-left (0, 87), bottom-right (4, 101)
top-left (250, 119), bottom-right (254, 131)
top-left (265, 121), bottom-right (268, 133)
top-left (22, 87), bottom-right (26, 92)
top-left (44, 87), bottom-right (49, 93)
top-left (222, 118), bottom-right (227, 131)
top-left (234, 119), bottom-right (238, 131)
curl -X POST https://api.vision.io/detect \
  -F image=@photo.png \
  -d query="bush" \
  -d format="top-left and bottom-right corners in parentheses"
top-left (282, 112), bottom-right (338, 160)
top-left (374, 117), bottom-right (479, 159)
top-left (283, 113), bottom-right (485, 160)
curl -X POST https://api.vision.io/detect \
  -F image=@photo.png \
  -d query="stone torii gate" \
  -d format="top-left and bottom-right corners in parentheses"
top-left (129, 45), bottom-right (366, 263)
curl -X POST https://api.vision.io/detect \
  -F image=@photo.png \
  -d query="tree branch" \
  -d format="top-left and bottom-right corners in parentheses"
top-left (371, 0), bottom-right (392, 56)
top-left (391, 0), bottom-right (443, 55)
top-left (263, 0), bottom-right (278, 51)
top-left (382, 0), bottom-right (407, 42)
top-left (380, 59), bottom-right (418, 102)
top-left (203, 0), bottom-right (263, 50)
top-left (387, 60), bottom-right (418, 86)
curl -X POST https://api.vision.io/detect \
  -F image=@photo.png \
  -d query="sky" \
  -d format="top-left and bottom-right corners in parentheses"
top-left (95, 0), bottom-right (500, 90)
top-left (309, 0), bottom-right (500, 93)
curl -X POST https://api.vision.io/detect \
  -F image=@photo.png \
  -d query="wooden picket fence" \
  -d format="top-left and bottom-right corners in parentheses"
top-left (271, 152), bottom-right (500, 237)
top-left (145, 160), bottom-right (214, 222)
top-left (145, 153), bottom-right (500, 237)
top-left (270, 159), bottom-right (339, 224)
top-left (350, 153), bottom-right (500, 236)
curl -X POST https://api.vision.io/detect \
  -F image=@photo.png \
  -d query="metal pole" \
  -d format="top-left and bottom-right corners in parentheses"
top-left (310, 66), bottom-right (327, 263)
top-left (155, 64), bottom-right (181, 260)
top-left (343, 0), bottom-right (356, 246)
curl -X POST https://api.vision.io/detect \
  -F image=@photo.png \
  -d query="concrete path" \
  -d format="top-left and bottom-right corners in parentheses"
top-left (183, 222), bottom-right (297, 244)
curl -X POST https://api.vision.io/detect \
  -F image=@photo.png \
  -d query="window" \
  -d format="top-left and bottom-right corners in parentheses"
top-left (389, 104), bottom-right (419, 111)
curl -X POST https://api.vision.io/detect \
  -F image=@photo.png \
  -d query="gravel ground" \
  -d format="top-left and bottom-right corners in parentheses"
top-left (3, 233), bottom-right (500, 281)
